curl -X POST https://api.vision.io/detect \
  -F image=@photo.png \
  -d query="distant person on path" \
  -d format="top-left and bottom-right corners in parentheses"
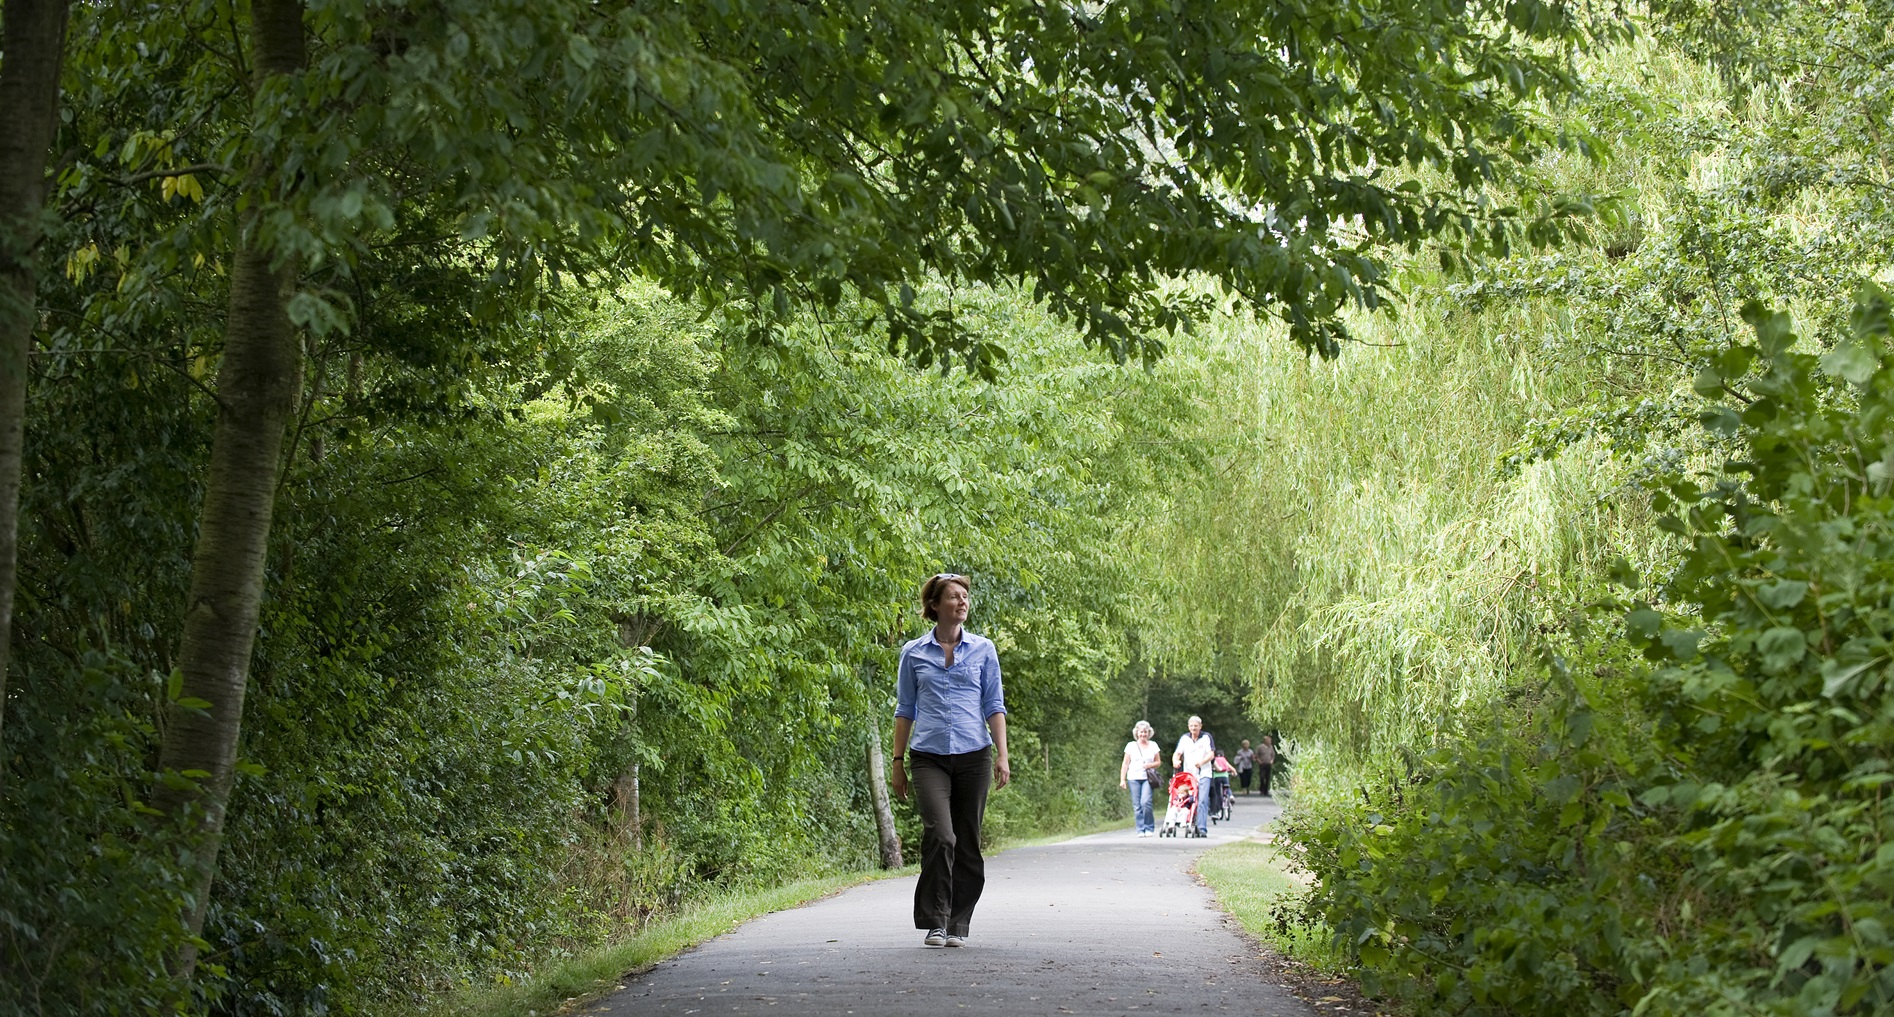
top-left (890, 573), bottom-right (1010, 949)
top-left (1172, 716), bottom-right (1216, 835)
top-left (1234, 740), bottom-right (1255, 796)
top-left (1208, 751), bottom-right (1234, 821)
top-left (1256, 735), bottom-right (1277, 797)
top-left (1119, 720), bottom-right (1161, 837)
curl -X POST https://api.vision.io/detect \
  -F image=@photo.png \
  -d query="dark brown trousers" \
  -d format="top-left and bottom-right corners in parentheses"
top-left (909, 747), bottom-right (992, 936)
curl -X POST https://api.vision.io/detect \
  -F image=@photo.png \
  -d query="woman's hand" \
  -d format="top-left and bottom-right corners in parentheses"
top-left (993, 755), bottom-right (1011, 789)
top-left (891, 760), bottom-right (909, 801)
top-left (1119, 779), bottom-right (1127, 788)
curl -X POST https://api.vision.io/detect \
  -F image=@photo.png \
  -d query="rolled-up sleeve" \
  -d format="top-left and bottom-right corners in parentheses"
top-left (895, 649), bottom-right (918, 720)
top-left (980, 645), bottom-right (1006, 718)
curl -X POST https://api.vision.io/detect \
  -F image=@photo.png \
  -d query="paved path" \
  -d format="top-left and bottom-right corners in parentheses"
top-left (594, 795), bottom-right (1315, 1017)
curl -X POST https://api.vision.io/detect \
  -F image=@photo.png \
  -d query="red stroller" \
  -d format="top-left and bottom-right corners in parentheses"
top-left (1158, 772), bottom-right (1203, 838)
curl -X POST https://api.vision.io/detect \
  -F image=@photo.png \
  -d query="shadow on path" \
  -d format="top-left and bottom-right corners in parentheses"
top-left (592, 795), bottom-right (1314, 1016)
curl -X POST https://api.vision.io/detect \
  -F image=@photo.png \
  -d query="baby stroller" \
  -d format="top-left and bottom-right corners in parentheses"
top-left (1159, 772), bottom-right (1203, 838)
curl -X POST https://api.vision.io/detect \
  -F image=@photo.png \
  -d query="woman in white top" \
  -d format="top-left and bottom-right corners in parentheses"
top-left (1119, 720), bottom-right (1161, 836)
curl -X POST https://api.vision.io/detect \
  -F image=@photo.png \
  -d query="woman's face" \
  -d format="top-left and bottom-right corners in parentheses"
top-left (1136, 728), bottom-right (1150, 743)
top-left (932, 581), bottom-right (970, 626)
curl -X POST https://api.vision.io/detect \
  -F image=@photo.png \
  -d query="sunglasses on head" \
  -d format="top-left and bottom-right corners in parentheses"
top-left (933, 572), bottom-right (966, 581)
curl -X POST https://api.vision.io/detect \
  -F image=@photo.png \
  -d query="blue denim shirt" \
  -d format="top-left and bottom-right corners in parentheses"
top-left (895, 629), bottom-right (1006, 756)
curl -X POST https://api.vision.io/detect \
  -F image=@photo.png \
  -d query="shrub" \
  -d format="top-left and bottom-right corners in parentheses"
top-left (1285, 287), bottom-right (1894, 1016)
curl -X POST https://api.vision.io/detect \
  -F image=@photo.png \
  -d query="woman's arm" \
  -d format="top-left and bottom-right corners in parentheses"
top-left (890, 715), bottom-right (914, 801)
top-left (987, 712), bottom-right (1010, 789)
top-left (1120, 746), bottom-right (1132, 787)
top-left (891, 648), bottom-right (919, 800)
top-left (980, 645), bottom-right (1009, 789)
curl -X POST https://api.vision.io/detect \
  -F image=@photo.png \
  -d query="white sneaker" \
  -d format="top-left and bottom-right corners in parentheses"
top-left (924, 928), bottom-right (946, 947)
top-left (944, 934), bottom-right (966, 948)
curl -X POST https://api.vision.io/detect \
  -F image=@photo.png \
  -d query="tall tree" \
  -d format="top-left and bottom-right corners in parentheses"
top-left (147, 0), bottom-right (307, 976)
top-left (0, 0), bottom-right (71, 755)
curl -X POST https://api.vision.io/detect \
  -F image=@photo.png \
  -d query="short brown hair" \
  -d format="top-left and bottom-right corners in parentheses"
top-left (920, 573), bottom-right (971, 621)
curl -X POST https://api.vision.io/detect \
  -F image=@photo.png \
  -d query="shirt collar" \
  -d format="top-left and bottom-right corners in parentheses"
top-left (922, 629), bottom-right (976, 651)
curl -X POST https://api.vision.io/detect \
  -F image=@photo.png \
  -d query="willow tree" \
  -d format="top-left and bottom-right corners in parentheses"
top-left (58, 0), bottom-right (1603, 974)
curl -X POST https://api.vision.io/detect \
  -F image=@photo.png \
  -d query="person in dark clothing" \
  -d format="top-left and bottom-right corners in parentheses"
top-left (1256, 734), bottom-right (1277, 797)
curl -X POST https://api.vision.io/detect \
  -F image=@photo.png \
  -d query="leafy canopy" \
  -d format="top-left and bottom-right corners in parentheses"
top-left (62, 0), bottom-right (1607, 383)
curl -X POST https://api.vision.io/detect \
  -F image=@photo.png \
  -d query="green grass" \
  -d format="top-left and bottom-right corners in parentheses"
top-left (1195, 838), bottom-right (1348, 972)
top-left (422, 868), bottom-right (913, 1017)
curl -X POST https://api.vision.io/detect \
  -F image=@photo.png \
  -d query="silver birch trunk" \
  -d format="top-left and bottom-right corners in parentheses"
top-left (611, 683), bottom-right (641, 851)
top-left (613, 735), bottom-right (641, 851)
top-left (149, 0), bottom-right (306, 980)
top-left (866, 709), bottom-right (903, 869)
top-left (0, 0), bottom-right (72, 762)
top-left (613, 615), bottom-right (658, 850)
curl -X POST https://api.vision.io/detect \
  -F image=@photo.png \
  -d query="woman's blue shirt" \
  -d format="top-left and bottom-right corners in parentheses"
top-left (895, 630), bottom-right (1006, 755)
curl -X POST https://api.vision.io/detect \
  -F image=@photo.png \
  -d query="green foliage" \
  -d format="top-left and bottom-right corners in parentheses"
top-left (1285, 288), bottom-right (1894, 1016)
top-left (1, 277), bottom-right (1198, 1013)
top-left (0, 0), bottom-right (1684, 1011)
top-left (49, 0), bottom-right (1606, 391)
top-left (1138, 284), bottom-right (1638, 752)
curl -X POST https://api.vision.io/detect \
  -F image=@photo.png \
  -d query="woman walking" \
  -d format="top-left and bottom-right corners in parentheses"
top-left (889, 573), bottom-right (1010, 948)
top-left (1119, 721), bottom-right (1161, 836)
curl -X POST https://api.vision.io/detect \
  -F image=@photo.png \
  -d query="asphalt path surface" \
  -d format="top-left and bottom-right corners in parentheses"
top-left (593, 794), bottom-right (1315, 1017)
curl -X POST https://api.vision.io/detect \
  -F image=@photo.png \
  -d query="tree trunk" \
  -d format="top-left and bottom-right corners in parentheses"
top-left (0, 0), bottom-right (73, 765)
top-left (612, 736), bottom-right (641, 851)
top-left (865, 709), bottom-right (903, 869)
top-left (612, 614), bottom-right (660, 850)
top-left (610, 679), bottom-right (641, 852)
top-left (149, 0), bottom-right (306, 980)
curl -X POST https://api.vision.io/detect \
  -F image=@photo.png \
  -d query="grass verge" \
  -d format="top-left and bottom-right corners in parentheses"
top-left (423, 867), bottom-right (913, 1017)
top-left (1197, 829), bottom-right (1406, 1016)
top-left (1195, 838), bottom-right (1347, 972)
